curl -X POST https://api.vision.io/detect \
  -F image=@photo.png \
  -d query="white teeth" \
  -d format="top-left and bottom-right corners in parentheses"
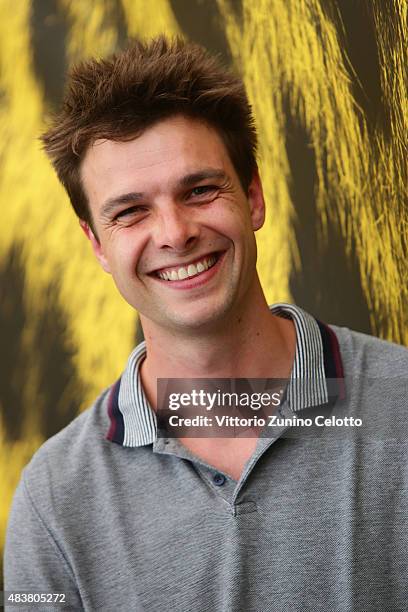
top-left (157, 254), bottom-right (219, 281)
top-left (187, 264), bottom-right (197, 277)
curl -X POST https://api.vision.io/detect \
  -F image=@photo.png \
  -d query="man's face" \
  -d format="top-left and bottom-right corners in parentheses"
top-left (80, 115), bottom-right (265, 334)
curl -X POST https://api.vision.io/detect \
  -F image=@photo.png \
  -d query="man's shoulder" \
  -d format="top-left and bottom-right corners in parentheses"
top-left (330, 324), bottom-right (408, 377)
top-left (20, 386), bottom-right (113, 506)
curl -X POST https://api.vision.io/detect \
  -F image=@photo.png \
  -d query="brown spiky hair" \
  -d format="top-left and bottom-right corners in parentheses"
top-left (41, 36), bottom-right (258, 232)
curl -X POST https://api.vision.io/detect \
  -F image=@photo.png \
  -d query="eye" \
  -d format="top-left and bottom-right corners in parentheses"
top-left (114, 206), bottom-right (146, 221)
top-left (189, 185), bottom-right (217, 198)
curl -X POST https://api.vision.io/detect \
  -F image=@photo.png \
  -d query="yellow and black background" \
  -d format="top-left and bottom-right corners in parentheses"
top-left (0, 0), bottom-right (406, 577)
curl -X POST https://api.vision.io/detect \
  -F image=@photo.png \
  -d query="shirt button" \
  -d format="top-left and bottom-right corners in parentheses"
top-left (213, 473), bottom-right (226, 486)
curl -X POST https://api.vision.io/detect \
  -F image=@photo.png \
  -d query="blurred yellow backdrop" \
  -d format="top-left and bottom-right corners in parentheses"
top-left (0, 0), bottom-right (406, 569)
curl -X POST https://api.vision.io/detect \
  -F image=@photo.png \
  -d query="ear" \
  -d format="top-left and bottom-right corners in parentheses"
top-left (79, 221), bottom-right (111, 274)
top-left (247, 168), bottom-right (266, 231)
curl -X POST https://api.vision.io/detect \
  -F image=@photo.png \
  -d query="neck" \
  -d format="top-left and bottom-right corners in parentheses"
top-left (139, 277), bottom-right (296, 410)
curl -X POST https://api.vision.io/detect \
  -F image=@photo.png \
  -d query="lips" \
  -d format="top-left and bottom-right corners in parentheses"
top-left (151, 252), bottom-right (221, 282)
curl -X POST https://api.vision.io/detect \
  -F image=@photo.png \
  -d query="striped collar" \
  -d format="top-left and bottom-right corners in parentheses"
top-left (107, 303), bottom-right (344, 447)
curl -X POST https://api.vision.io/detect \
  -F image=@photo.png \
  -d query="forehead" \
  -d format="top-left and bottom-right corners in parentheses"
top-left (80, 116), bottom-right (234, 206)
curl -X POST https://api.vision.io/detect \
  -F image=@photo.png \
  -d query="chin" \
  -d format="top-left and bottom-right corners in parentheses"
top-left (162, 300), bottom-right (235, 333)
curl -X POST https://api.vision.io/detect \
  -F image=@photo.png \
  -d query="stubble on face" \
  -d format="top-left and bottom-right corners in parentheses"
top-left (80, 116), bottom-right (262, 337)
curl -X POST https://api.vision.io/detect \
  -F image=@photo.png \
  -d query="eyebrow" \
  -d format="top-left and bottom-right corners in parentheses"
top-left (179, 169), bottom-right (227, 187)
top-left (99, 168), bottom-right (227, 219)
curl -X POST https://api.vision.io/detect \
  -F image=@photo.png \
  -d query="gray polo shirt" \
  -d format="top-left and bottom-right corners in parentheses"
top-left (4, 304), bottom-right (408, 612)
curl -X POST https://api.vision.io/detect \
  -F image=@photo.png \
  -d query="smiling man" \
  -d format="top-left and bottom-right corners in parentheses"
top-left (4, 37), bottom-right (408, 612)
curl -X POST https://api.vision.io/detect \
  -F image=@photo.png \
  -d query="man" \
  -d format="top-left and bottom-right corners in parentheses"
top-left (4, 37), bottom-right (408, 611)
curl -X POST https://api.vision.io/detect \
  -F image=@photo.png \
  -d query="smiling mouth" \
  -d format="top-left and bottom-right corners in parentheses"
top-left (153, 252), bottom-right (222, 282)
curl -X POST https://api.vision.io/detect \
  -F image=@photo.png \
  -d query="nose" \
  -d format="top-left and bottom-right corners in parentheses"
top-left (153, 203), bottom-right (200, 252)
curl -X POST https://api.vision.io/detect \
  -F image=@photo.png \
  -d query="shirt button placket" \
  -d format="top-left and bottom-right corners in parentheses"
top-left (212, 473), bottom-right (226, 486)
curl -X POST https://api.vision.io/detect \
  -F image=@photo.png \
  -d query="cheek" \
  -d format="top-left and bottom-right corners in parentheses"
top-left (206, 203), bottom-right (248, 235)
top-left (217, 211), bottom-right (254, 245)
top-left (104, 233), bottom-right (147, 276)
